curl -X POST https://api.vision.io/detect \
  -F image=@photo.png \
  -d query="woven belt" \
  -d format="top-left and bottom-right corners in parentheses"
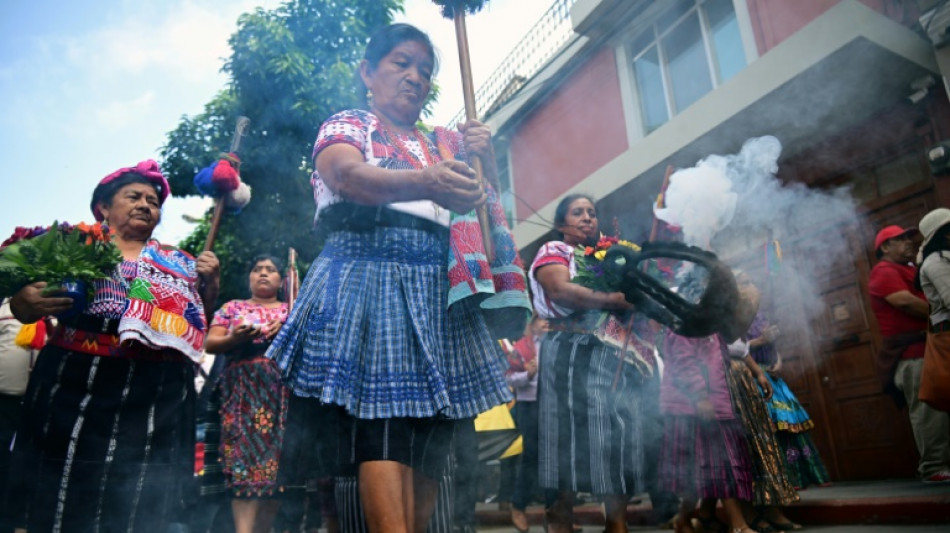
top-left (49, 325), bottom-right (184, 362)
top-left (318, 203), bottom-right (449, 237)
top-left (930, 321), bottom-right (950, 333)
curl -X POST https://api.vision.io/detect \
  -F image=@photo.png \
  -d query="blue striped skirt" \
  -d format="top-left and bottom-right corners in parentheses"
top-left (267, 227), bottom-right (512, 420)
top-left (537, 331), bottom-right (648, 496)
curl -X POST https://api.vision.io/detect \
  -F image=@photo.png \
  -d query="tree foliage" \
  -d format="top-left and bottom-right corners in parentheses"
top-left (161, 0), bottom-right (403, 302)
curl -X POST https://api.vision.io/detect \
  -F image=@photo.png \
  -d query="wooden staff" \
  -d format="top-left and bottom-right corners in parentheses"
top-left (203, 116), bottom-right (250, 252)
top-left (451, 9), bottom-right (495, 262)
top-left (285, 247), bottom-right (299, 310)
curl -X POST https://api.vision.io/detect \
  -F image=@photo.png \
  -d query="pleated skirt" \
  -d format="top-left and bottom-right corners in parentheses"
top-left (537, 331), bottom-right (647, 496)
top-left (726, 359), bottom-right (798, 506)
top-left (659, 415), bottom-right (753, 500)
top-left (6, 345), bottom-right (195, 532)
top-left (765, 372), bottom-right (815, 432)
top-left (268, 227), bottom-right (512, 420)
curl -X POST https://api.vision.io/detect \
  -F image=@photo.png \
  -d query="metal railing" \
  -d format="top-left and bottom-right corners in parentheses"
top-left (447, 0), bottom-right (579, 126)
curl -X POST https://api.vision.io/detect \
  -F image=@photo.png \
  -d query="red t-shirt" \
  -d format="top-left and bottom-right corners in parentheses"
top-left (867, 260), bottom-right (927, 359)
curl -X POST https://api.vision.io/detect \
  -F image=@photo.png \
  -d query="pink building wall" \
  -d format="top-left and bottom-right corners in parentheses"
top-left (509, 48), bottom-right (628, 221)
top-left (746, 0), bottom-right (922, 55)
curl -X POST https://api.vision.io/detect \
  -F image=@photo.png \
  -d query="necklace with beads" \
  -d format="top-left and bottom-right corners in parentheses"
top-left (382, 124), bottom-right (442, 217)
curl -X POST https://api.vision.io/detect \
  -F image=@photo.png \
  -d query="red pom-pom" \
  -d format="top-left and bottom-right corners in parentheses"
top-left (211, 159), bottom-right (240, 192)
top-left (31, 319), bottom-right (47, 350)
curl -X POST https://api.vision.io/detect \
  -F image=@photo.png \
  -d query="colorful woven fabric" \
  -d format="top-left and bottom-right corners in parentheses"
top-left (309, 110), bottom-right (530, 340)
top-left (537, 331), bottom-right (648, 495)
top-left (117, 241), bottom-right (207, 363)
top-left (776, 431), bottom-right (831, 488)
top-left (765, 372), bottom-right (815, 432)
top-left (6, 344), bottom-right (195, 531)
top-left (726, 359), bottom-right (799, 506)
top-left (209, 300), bottom-right (290, 497)
top-left (530, 241), bottom-right (656, 377)
top-left (431, 127), bottom-right (531, 341)
top-left (269, 226), bottom-right (512, 420)
top-left (659, 416), bottom-right (754, 500)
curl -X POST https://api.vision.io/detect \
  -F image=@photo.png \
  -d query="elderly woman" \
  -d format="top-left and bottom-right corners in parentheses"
top-left (4, 160), bottom-right (220, 532)
top-left (267, 23), bottom-right (529, 533)
top-left (529, 194), bottom-right (654, 533)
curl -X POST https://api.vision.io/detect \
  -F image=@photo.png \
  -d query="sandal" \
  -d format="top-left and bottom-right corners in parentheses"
top-left (766, 519), bottom-right (802, 531)
top-left (750, 515), bottom-right (783, 533)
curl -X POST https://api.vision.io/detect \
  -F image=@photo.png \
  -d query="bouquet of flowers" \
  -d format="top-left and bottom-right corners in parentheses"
top-left (0, 222), bottom-right (121, 302)
top-left (572, 234), bottom-right (642, 293)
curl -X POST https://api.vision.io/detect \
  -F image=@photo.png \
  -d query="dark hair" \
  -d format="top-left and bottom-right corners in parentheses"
top-left (364, 23), bottom-right (438, 73)
top-left (249, 254), bottom-right (284, 276)
top-left (90, 173), bottom-right (161, 216)
top-left (553, 193), bottom-right (596, 239)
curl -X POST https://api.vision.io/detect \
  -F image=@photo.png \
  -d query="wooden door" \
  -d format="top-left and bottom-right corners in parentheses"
top-left (774, 185), bottom-right (934, 480)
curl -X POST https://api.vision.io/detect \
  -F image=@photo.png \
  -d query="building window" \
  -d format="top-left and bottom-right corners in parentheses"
top-left (629, 0), bottom-right (747, 133)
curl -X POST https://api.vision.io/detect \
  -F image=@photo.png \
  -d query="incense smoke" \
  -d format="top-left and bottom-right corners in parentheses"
top-left (655, 135), bottom-right (860, 353)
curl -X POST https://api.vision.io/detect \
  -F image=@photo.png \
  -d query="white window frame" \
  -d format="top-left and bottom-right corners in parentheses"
top-left (619, 0), bottom-right (757, 137)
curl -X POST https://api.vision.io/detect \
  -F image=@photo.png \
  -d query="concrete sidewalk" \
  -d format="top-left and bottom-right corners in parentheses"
top-left (473, 479), bottom-right (950, 529)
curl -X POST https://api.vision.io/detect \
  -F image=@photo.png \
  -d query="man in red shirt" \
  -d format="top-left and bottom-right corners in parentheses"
top-left (868, 225), bottom-right (950, 483)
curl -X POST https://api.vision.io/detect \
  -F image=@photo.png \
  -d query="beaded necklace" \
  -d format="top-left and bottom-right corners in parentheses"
top-left (381, 124), bottom-right (442, 217)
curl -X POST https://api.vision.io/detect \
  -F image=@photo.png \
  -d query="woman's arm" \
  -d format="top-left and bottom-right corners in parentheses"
top-left (534, 263), bottom-right (632, 313)
top-left (9, 282), bottom-right (74, 324)
top-left (742, 353), bottom-right (774, 400)
top-left (204, 324), bottom-right (259, 354)
top-left (316, 143), bottom-right (485, 214)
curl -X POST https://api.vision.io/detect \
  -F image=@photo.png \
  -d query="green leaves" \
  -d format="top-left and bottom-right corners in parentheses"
top-left (0, 223), bottom-right (121, 300)
top-left (160, 0), bottom-right (402, 302)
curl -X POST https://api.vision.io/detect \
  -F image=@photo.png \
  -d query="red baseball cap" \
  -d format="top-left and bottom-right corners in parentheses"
top-left (874, 225), bottom-right (916, 251)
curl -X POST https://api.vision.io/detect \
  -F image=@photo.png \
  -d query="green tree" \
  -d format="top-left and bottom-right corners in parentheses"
top-left (161, 0), bottom-right (402, 302)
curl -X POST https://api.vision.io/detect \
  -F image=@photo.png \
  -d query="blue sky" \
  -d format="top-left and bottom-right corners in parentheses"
top-left (0, 0), bottom-right (551, 245)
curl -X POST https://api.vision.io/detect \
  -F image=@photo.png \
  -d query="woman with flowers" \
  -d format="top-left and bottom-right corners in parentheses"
top-left (204, 254), bottom-right (290, 533)
top-left (2, 160), bottom-right (220, 532)
top-left (266, 23), bottom-right (529, 533)
top-left (529, 194), bottom-right (655, 533)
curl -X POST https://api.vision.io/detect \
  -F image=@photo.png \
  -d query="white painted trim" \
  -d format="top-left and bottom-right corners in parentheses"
top-left (614, 43), bottom-right (644, 146)
top-left (733, 0), bottom-right (760, 63)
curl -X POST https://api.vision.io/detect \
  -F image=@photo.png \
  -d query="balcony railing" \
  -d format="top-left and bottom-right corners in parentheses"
top-left (447, 0), bottom-right (579, 127)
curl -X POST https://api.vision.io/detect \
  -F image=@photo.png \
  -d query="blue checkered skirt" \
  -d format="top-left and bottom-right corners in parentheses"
top-left (267, 227), bottom-right (512, 420)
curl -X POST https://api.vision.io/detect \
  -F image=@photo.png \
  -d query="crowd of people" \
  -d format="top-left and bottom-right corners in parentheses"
top-left (0, 20), bottom-right (947, 533)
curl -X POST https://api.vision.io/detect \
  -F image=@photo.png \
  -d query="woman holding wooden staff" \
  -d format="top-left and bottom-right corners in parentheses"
top-left (267, 23), bottom-right (530, 533)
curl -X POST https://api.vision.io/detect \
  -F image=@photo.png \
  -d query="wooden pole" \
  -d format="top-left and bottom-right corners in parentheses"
top-left (286, 247), bottom-right (298, 310)
top-left (453, 10), bottom-right (495, 262)
top-left (203, 200), bottom-right (226, 253)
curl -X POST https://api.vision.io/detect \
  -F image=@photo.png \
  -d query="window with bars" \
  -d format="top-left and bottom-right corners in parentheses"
top-left (629, 0), bottom-right (747, 134)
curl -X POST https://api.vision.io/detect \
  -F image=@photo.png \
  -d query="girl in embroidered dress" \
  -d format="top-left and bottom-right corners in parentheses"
top-left (529, 194), bottom-right (656, 533)
top-left (266, 23), bottom-right (530, 533)
top-left (205, 255), bottom-right (290, 533)
top-left (2, 161), bottom-right (220, 532)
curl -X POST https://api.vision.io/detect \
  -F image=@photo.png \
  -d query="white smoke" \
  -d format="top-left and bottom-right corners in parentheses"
top-left (655, 135), bottom-right (860, 346)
